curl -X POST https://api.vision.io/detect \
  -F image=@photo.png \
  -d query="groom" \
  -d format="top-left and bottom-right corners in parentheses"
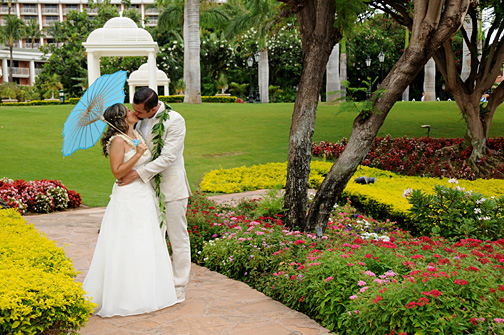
top-left (119, 87), bottom-right (192, 303)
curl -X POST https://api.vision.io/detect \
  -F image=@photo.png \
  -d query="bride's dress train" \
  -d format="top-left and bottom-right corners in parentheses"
top-left (83, 139), bottom-right (177, 317)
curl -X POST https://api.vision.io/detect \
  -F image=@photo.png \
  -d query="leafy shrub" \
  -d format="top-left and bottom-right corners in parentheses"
top-left (0, 209), bottom-right (95, 334)
top-left (0, 178), bottom-right (82, 214)
top-left (159, 95), bottom-right (238, 104)
top-left (0, 100), bottom-right (62, 106)
top-left (191, 192), bottom-right (504, 334)
top-left (312, 135), bottom-right (504, 180)
top-left (68, 97), bottom-right (80, 104)
top-left (199, 163), bottom-right (504, 232)
top-left (406, 179), bottom-right (504, 240)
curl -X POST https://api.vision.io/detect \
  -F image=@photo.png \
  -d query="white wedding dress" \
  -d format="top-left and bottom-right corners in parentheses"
top-left (83, 134), bottom-right (177, 317)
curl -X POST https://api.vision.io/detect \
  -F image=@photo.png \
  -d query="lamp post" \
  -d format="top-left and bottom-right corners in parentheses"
top-left (365, 55), bottom-right (371, 101)
top-left (59, 89), bottom-right (65, 104)
top-left (254, 51), bottom-right (260, 102)
top-left (378, 51), bottom-right (385, 85)
top-left (247, 56), bottom-right (254, 103)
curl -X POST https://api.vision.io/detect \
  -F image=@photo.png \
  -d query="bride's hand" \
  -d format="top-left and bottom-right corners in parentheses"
top-left (136, 142), bottom-right (148, 155)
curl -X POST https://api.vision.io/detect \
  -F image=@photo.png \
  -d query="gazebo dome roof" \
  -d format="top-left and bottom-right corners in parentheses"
top-left (86, 17), bottom-right (154, 44)
top-left (128, 63), bottom-right (170, 84)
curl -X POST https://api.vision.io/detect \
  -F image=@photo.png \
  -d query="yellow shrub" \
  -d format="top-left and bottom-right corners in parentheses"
top-left (200, 163), bottom-right (504, 220)
top-left (0, 209), bottom-right (95, 334)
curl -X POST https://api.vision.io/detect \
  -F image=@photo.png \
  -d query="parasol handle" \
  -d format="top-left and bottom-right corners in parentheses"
top-left (101, 116), bottom-right (139, 146)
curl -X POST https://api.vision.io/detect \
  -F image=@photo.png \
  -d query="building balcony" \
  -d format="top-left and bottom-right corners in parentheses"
top-left (35, 68), bottom-right (43, 75)
top-left (43, 19), bottom-right (59, 26)
top-left (25, 42), bottom-right (40, 48)
top-left (11, 67), bottom-right (30, 78)
top-left (42, 8), bottom-right (59, 15)
top-left (85, 7), bottom-right (98, 14)
top-left (145, 8), bottom-right (159, 15)
top-left (64, 8), bottom-right (79, 14)
top-left (21, 8), bottom-right (37, 14)
top-left (145, 17), bottom-right (158, 26)
top-left (0, 7), bottom-right (11, 14)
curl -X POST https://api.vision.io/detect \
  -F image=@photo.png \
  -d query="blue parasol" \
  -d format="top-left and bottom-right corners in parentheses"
top-left (62, 70), bottom-right (132, 157)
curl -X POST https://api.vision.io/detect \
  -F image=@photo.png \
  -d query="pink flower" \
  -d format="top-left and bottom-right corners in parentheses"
top-left (325, 277), bottom-right (334, 282)
top-left (359, 286), bottom-right (369, 293)
top-left (494, 318), bottom-right (504, 324)
top-left (347, 263), bottom-right (354, 267)
top-left (357, 280), bottom-right (367, 286)
top-left (373, 296), bottom-right (383, 304)
top-left (350, 295), bottom-right (358, 300)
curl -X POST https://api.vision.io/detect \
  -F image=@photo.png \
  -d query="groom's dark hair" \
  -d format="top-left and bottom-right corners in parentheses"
top-left (133, 87), bottom-right (158, 111)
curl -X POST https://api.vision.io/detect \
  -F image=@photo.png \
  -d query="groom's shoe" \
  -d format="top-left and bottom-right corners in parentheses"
top-left (176, 289), bottom-right (185, 304)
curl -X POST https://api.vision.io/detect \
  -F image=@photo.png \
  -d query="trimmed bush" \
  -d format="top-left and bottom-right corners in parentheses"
top-left (0, 100), bottom-right (62, 106)
top-left (159, 95), bottom-right (238, 104)
top-left (68, 98), bottom-right (80, 104)
top-left (0, 209), bottom-right (95, 334)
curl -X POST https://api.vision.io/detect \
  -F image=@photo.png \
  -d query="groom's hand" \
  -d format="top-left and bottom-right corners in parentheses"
top-left (118, 170), bottom-right (140, 186)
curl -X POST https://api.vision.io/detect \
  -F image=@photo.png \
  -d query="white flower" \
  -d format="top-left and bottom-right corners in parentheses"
top-left (448, 178), bottom-right (458, 184)
top-left (482, 216), bottom-right (491, 221)
top-left (455, 186), bottom-right (465, 192)
top-left (402, 188), bottom-right (413, 198)
top-left (474, 208), bottom-right (482, 214)
top-left (477, 198), bottom-right (486, 204)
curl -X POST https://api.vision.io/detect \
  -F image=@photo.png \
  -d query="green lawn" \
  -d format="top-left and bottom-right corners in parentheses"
top-left (1, 101), bottom-right (503, 207)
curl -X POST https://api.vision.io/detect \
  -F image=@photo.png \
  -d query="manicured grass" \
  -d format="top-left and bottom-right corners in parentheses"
top-left (1, 101), bottom-right (503, 207)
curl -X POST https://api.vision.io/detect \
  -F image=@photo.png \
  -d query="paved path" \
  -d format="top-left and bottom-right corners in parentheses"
top-left (23, 190), bottom-right (331, 335)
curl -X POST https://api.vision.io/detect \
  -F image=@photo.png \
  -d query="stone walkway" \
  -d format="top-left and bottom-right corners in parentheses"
top-left (23, 190), bottom-right (331, 335)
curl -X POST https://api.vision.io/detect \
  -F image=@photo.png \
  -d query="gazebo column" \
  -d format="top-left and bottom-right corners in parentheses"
top-left (87, 52), bottom-right (101, 86)
top-left (129, 84), bottom-right (135, 104)
top-left (2, 59), bottom-right (8, 82)
top-left (164, 84), bottom-right (169, 96)
top-left (148, 52), bottom-right (158, 93)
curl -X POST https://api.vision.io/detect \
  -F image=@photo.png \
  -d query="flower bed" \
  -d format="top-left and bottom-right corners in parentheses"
top-left (312, 135), bottom-right (504, 180)
top-left (0, 178), bottom-right (82, 214)
top-left (0, 209), bottom-right (95, 334)
top-left (186, 194), bottom-right (504, 335)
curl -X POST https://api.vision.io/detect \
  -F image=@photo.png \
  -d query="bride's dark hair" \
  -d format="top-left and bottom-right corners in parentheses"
top-left (100, 103), bottom-right (129, 157)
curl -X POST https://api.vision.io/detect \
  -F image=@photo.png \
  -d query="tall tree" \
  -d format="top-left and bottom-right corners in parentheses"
top-left (157, 0), bottom-right (228, 103)
top-left (279, 0), bottom-right (470, 231)
top-left (226, 0), bottom-right (278, 103)
top-left (25, 19), bottom-right (44, 48)
top-left (184, 0), bottom-right (201, 103)
top-left (0, 15), bottom-right (26, 82)
top-left (432, 1), bottom-right (504, 170)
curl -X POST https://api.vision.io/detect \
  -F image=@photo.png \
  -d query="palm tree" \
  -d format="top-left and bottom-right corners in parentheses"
top-left (0, 15), bottom-right (27, 82)
top-left (156, 0), bottom-right (228, 104)
top-left (228, 82), bottom-right (248, 100)
top-left (42, 73), bottom-right (63, 100)
top-left (25, 19), bottom-right (44, 48)
top-left (226, 0), bottom-right (277, 103)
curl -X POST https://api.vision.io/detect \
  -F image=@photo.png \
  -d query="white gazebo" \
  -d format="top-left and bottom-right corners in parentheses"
top-left (127, 63), bottom-right (171, 103)
top-left (82, 16), bottom-right (159, 91)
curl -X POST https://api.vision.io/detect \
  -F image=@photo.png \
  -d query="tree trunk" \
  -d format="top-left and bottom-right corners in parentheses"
top-left (326, 43), bottom-right (340, 103)
top-left (259, 49), bottom-right (269, 103)
top-left (340, 38), bottom-right (347, 100)
top-left (184, 0), bottom-right (201, 104)
top-left (424, 58), bottom-right (436, 101)
top-left (461, 17), bottom-right (472, 81)
top-left (282, 0), bottom-right (341, 228)
top-left (305, 0), bottom-right (470, 232)
top-left (9, 44), bottom-right (14, 83)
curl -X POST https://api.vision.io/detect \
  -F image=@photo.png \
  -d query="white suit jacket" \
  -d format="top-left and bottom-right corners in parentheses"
top-left (135, 103), bottom-right (192, 202)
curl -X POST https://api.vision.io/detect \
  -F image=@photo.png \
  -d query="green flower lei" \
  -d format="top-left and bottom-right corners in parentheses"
top-left (151, 102), bottom-right (172, 227)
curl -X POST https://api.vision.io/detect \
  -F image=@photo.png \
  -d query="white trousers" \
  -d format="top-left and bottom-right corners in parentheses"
top-left (160, 198), bottom-right (190, 290)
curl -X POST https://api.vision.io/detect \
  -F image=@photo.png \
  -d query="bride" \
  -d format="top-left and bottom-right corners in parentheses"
top-left (83, 103), bottom-right (177, 317)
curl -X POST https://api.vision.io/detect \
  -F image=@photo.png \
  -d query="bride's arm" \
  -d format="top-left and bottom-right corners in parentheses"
top-left (109, 137), bottom-right (147, 179)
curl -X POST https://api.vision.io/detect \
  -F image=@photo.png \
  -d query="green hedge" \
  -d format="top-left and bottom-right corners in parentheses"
top-left (0, 209), bottom-right (95, 334)
top-left (0, 100), bottom-right (63, 106)
top-left (159, 95), bottom-right (238, 104)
